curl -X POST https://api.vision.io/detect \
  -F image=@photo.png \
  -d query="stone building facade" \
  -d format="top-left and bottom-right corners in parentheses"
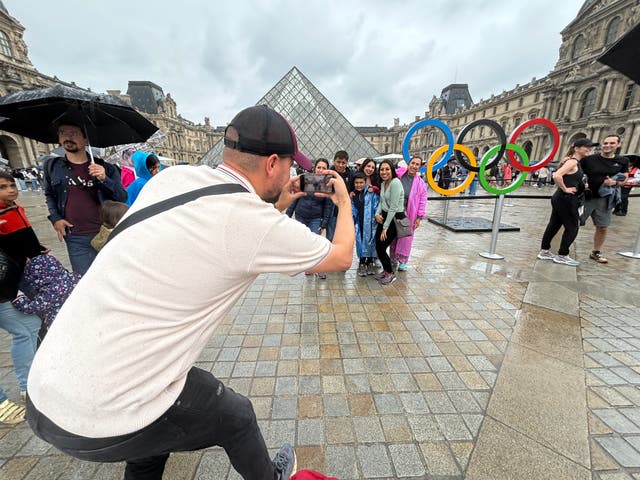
top-left (361, 0), bottom-right (640, 168)
top-left (0, 3), bottom-right (221, 169)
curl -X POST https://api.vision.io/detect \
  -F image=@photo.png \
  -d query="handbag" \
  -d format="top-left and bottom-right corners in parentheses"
top-left (393, 214), bottom-right (412, 238)
top-left (0, 249), bottom-right (22, 303)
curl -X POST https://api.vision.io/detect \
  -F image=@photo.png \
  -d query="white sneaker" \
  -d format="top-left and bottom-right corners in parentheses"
top-left (553, 255), bottom-right (580, 266)
top-left (537, 251), bottom-right (556, 260)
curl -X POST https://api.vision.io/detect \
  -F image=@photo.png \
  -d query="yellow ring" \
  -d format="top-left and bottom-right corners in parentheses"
top-left (426, 144), bottom-right (477, 196)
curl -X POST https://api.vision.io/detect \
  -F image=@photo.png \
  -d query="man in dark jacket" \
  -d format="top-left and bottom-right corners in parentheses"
top-left (326, 150), bottom-right (354, 241)
top-left (44, 122), bottom-right (127, 274)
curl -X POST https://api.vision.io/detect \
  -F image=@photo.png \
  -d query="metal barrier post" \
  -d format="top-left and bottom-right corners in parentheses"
top-left (479, 195), bottom-right (505, 260)
top-left (442, 198), bottom-right (450, 223)
top-left (619, 225), bottom-right (640, 259)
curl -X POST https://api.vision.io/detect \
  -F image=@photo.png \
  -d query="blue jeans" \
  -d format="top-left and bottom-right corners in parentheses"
top-left (325, 215), bottom-right (337, 242)
top-left (468, 177), bottom-right (478, 195)
top-left (65, 233), bottom-right (97, 275)
top-left (0, 301), bottom-right (41, 402)
top-left (296, 217), bottom-right (322, 235)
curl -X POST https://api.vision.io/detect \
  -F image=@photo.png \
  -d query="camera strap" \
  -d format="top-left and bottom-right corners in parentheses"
top-left (105, 183), bottom-right (249, 246)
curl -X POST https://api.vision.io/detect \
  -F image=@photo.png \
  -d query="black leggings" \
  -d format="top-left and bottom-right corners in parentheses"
top-left (376, 211), bottom-right (400, 273)
top-left (540, 192), bottom-right (580, 256)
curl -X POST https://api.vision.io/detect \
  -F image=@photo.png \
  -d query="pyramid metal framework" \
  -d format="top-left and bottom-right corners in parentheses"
top-left (200, 67), bottom-right (379, 167)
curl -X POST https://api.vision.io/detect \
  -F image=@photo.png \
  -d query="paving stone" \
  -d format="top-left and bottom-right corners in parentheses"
top-left (389, 443), bottom-right (426, 477)
top-left (272, 397), bottom-right (297, 419)
top-left (357, 444), bottom-right (393, 478)
top-left (594, 409), bottom-right (640, 434)
top-left (353, 416), bottom-right (385, 443)
top-left (323, 395), bottom-right (350, 417)
top-left (326, 445), bottom-right (358, 479)
top-left (374, 393), bottom-right (403, 414)
top-left (597, 436), bottom-right (640, 468)
top-left (297, 418), bottom-right (325, 446)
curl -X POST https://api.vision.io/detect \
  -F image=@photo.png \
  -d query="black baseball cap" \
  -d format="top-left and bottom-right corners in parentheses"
top-left (223, 105), bottom-right (311, 170)
top-left (572, 138), bottom-right (599, 148)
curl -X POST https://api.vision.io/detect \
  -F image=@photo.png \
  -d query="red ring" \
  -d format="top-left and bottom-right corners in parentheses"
top-left (507, 118), bottom-right (560, 172)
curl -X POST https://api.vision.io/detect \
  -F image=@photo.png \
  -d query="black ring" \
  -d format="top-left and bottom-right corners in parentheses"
top-left (454, 119), bottom-right (507, 173)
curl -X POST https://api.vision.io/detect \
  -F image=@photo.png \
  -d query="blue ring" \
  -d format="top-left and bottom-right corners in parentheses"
top-left (402, 119), bottom-right (454, 171)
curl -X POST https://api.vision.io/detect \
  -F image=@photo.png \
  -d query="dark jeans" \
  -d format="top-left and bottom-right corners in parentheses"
top-left (27, 368), bottom-right (275, 480)
top-left (375, 211), bottom-right (401, 273)
top-left (540, 191), bottom-right (580, 256)
top-left (615, 187), bottom-right (632, 214)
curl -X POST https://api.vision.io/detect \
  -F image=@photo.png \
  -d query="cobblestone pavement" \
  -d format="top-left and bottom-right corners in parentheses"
top-left (1, 186), bottom-right (640, 479)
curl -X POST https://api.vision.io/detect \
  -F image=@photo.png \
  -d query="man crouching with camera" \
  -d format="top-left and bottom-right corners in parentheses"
top-left (26, 105), bottom-right (354, 480)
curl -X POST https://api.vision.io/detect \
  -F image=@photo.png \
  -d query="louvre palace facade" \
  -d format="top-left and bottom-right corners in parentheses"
top-left (359, 0), bottom-right (640, 165)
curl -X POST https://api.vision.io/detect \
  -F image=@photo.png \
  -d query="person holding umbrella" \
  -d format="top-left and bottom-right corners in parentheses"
top-left (0, 85), bottom-right (158, 274)
top-left (44, 120), bottom-right (127, 274)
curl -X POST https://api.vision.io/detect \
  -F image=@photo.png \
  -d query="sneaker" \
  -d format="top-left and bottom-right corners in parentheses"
top-left (357, 264), bottom-right (367, 277)
top-left (397, 263), bottom-right (408, 271)
top-left (366, 263), bottom-right (377, 275)
top-left (553, 255), bottom-right (580, 266)
top-left (316, 272), bottom-right (327, 280)
top-left (391, 260), bottom-right (398, 270)
top-left (273, 443), bottom-right (297, 480)
top-left (590, 251), bottom-right (608, 264)
top-left (379, 273), bottom-right (397, 285)
top-left (0, 399), bottom-right (25, 425)
top-left (537, 251), bottom-right (555, 260)
top-left (373, 271), bottom-right (386, 280)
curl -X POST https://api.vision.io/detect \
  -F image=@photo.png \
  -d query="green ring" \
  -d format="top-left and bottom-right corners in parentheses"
top-left (478, 143), bottom-right (529, 195)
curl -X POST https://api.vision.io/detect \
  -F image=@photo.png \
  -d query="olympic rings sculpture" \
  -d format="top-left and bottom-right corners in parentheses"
top-left (402, 117), bottom-right (560, 196)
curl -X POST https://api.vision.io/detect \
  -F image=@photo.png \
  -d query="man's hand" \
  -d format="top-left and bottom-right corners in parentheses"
top-left (275, 176), bottom-right (305, 212)
top-left (319, 170), bottom-right (350, 209)
top-left (88, 163), bottom-right (106, 182)
top-left (53, 219), bottom-right (73, 241)
top-left (380, 228), bottom-right (388, 241)
top-left (375, 214), bottom-right (383, 224)
top-left (413, 218), bottom-right (421, 230)
top-left (604, 176), bottom-right (617, 187)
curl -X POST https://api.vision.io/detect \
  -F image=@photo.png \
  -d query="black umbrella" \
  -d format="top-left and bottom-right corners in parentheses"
top-left (0, 85), bottom-right (158, 148)
top-left (597, 22), bottom-right (640, 85)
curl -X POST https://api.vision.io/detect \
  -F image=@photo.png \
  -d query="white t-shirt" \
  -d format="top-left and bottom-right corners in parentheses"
top-left (28, 165), bottom-right (331, 437)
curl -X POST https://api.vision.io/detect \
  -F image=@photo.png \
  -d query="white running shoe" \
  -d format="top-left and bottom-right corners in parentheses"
top-left (537, 251), bottom-right (556, 260)
top-left (553, 255), bottom-right (580, 266)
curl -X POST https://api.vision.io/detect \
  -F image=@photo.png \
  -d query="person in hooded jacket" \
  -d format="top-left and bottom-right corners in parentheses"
top-left (13, 254), bottom-right (82, 340)
top-left (125, 152), bottom-right (161, 206)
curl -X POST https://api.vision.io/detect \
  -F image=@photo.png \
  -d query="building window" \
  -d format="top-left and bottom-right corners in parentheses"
top-left (555, 101), bottom-right (563, 119)
top-left (606, 17), bottom-right (621, 45)
top-left (622, 84), bottom-right (635, 111)
top-left (480, 126), bottom-right (485, 137)
top-left (572, 34), bottom-right (586, 59)
top-left (535, 92), bottom-right (540, 102)
top-left (0, 31), bottom-right (11, 57)
top-left (482, 110), bottom-right (486, 118)
top-left (579, 88), bottom-right (596, 118)
top-left (518, 98), bottom-right (524, 107)
top-left (492, 106), bottom-right (497, 115)
top-left (505, 102), bottom-right (509, 112)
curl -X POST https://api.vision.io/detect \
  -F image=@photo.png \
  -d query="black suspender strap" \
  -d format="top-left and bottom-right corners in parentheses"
top-left (106, 183), bottom-right (249, 245)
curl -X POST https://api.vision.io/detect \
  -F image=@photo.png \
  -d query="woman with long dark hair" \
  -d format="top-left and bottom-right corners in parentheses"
top-left (374, 160), bottom-right (405, 285)
top-left (538, 138), bottom-right (596, 266)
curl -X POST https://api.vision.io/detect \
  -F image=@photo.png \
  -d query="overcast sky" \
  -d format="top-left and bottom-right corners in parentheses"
top-left (8, 0), bottom-right (585, 127)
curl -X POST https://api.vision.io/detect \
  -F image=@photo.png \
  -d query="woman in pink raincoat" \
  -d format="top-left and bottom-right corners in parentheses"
top-left (391, 155), bottom-right (428, 271)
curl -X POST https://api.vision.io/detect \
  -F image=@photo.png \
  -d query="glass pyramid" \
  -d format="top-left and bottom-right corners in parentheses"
top-left (200, 67), bottom-right (379, 167)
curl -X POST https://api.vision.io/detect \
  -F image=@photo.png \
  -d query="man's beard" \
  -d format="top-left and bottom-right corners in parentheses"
top-left (63, 141), bottom-right (80, 153)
